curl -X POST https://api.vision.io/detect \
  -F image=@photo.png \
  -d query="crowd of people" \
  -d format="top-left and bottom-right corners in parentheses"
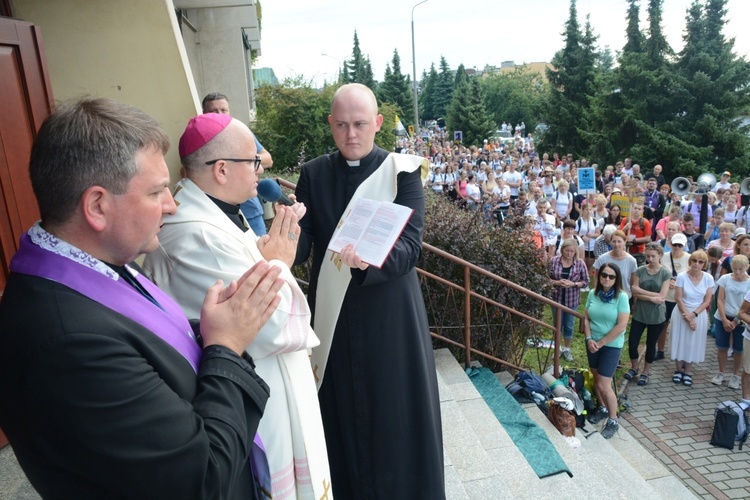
top-left (414, 126), bottom-right (750, 440)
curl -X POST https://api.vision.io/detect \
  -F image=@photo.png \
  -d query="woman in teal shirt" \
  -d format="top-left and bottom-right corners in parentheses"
top-left (584, 263), bottom-right (630, 439)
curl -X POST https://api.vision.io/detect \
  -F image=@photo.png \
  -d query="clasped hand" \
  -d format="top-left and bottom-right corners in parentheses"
top-left (200, 262), bottom-right (285, 355)
top-left (258, 205), bottom-right (300, 267)
top-left (559, 279), bottom-right (576, 289)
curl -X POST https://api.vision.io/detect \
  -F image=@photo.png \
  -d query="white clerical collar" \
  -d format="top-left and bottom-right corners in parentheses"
top-left (346, 160), bottom-right (360, 167)
top-left (28, 221), bottom-right (120, 281)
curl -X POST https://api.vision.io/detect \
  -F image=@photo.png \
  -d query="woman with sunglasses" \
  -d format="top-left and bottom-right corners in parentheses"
top-left (584, 264), bottom-right (630, 439)
top-left (670, 250), bottom-right (715, 386)
top-left (625, 243), bottom-right (671, 386)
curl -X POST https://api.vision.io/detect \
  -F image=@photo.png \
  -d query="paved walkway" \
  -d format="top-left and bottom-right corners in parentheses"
top-left (620, 334), bottom-right (748, 499)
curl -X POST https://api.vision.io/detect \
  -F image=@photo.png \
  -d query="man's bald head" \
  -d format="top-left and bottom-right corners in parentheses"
top-left (331, 83), bottom-right (378, 115)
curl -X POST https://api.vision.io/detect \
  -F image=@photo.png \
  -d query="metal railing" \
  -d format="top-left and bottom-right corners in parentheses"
top-left (276, 177), bottom-right (583, 377)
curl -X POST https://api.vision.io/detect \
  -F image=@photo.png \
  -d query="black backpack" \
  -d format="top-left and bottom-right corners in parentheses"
top-left (710, 401), bottom-right (749, 450)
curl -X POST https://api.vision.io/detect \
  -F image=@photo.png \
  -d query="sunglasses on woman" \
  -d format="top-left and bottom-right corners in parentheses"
top-left (599, 272), bottom-right (616, 280)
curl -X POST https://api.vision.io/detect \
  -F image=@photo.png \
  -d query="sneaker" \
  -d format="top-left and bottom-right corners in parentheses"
top-left (588, 406), bottom-right (609, 425)
top-left (562, 349), bottom-right (573, 362)
top-left (729, 374), bottom-right (741, 390)
top-left (711, 373), bottom-right (725, 386)
top-left (601, 418), bottom-right (619, 439)
top-left (654, 351), bottom-right (665, 361)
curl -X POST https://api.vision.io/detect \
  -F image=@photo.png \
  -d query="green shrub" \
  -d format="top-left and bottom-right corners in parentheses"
top-left (421, 192), bottom-right (551, 371)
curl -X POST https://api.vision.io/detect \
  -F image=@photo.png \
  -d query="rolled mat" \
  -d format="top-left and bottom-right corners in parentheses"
top-left (542, 373), bottom-right (584, 415)
top-left (469, 367), bottom-right (572, 479)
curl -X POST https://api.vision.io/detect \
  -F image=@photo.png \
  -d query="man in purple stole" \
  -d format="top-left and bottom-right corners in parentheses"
top-left (0, 98), bottom-right (285, 499)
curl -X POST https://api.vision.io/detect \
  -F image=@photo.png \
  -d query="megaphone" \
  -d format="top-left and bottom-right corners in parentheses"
top-left (696, 172), bottom-right (717, 193)
top-left (671, 177), bottom-right (691, 196)
top-left (740, 178), bottom-right (750, 196)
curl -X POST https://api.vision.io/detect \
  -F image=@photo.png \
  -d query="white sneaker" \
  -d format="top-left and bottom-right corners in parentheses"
top-left (562, 349), bottom-right (573, 362)
top-left (711, 373), bottom-right (725, 386)
top-left (728, 374), bottom-right (741, 390)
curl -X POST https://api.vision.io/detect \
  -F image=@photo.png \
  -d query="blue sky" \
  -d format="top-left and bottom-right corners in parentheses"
top-left (257, 0), bottom-right (750, 87)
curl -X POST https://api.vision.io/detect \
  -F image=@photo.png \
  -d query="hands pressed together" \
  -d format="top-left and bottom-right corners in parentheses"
top-left (200, 262), bottom-right (285, 356)
top-left (258, 204), bottom-right (301, 267)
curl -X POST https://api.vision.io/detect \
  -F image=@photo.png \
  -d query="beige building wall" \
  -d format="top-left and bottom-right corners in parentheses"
top-left (178, 4), bottom-right (260, 123)
top-left (10, 0), bottom-right (201, 181)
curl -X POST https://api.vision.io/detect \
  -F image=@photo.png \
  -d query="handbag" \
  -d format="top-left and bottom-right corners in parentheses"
top-left (547, 401), bottom-right (576, 437)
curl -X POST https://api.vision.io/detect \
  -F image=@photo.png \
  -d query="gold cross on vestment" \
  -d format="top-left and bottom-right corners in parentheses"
top-left (319, 479), bottom-right (331, 500)
top-left (329, 251), bottom-right (343, 272)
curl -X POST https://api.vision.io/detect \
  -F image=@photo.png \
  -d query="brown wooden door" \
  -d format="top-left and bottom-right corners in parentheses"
top-left (0, 16), bottom-right (54, 448)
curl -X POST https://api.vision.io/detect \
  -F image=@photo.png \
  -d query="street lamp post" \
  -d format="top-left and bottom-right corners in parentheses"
top-left (411, 0), bottom-right (429, 138)
top-left (321, 53), bottom-right (341, 85)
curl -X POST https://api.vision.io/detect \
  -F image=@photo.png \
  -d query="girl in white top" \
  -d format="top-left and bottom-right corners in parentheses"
top-left (577, 200), bottom-right (601, 272)
top-left (724, 196), bottom-right (738, 224)
top-left (710, 254), bottom-right (750, 389)
top-left (554, 180), bottom-right (573, 220)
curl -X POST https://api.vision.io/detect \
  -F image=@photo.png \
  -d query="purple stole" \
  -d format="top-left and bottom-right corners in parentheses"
top-left (10, 233), bottom-right (202, 371)
top-left (10, 232), bottom-right (271, 493)
top-left (645, 190), bottom-right (659, 209)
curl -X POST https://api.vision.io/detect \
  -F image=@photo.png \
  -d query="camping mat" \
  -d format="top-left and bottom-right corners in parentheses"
top-left (469, 367), bottom-right (572, 479)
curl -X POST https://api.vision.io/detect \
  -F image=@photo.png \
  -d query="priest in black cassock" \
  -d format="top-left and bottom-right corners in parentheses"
top-left (295, 83), bottom-right (445, 499)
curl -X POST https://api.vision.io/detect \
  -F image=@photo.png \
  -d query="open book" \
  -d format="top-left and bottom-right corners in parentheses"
top-left (327, 198), bottom-right (414, 269)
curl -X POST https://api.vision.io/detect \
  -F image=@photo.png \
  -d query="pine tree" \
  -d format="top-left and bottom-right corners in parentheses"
top-left (420, 64), bottom-right (438, 121)
top-left (377, 49), bottom-right (415, 127)
top-left (622, 0), bottom-right (644, 55)
top-left (432, 56), bottom-right (454, 120)
top-left (454, 64), bottom-right (468, 88)
top-left (540, 0), bottom-right (598, 153)
top-left (669, 0), bottom-right (750, 175)
top-left (361, 56), bottom-right (376, 89)
top-left (446, 77), bottom-right (494, 147)
top-left (341, 31), bottom-right (377, 89)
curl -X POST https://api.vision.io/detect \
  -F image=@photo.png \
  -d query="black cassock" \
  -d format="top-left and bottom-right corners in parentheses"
top-left (296, 146), bottom-right (445, 499)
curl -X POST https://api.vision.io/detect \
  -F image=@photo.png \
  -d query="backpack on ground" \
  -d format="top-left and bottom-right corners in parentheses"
top-left (506, 370), bottom-right (553, 406)
top-left (561, 368), bottom-right (596, 427)
top-left (710, 400), bottom-right (749, 450)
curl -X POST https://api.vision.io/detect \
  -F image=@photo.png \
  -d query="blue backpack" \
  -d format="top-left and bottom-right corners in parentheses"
top-left (506, 371), bottom-right (553, 405)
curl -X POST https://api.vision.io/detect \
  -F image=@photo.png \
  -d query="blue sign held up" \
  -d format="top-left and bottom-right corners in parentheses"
top-left (578, 168), bottom-right (596, 194)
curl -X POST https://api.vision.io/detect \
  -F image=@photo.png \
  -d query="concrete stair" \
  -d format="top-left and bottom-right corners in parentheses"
top-left (434, 348), bottom-right (698, 499)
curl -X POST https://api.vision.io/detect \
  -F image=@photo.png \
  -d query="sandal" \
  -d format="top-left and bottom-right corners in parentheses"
top-left (683, 373), bottom-right (693, 386)
top-left (624, 368), bottom-right (638, 380)
top-left (672, 371), bottom-right (683, 384)
top-left (637, 374), bottom-right (649, 386)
